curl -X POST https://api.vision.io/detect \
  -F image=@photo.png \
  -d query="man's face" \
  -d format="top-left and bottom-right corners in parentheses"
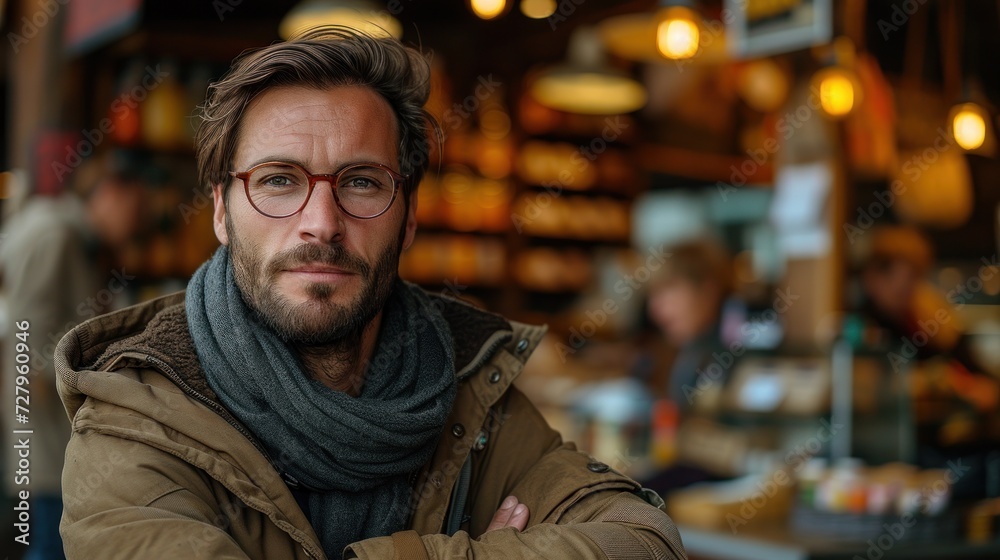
top-left (91, 178), bottom-right (146, 247)
top-left (212, 85), bottom-right (418, 345)
top-left (863, 259), bottom-right (919, 322)
top-left (648, 279), bottom-right (720, 346)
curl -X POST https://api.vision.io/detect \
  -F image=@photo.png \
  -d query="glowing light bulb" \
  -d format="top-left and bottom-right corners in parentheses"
top-left (952, 105), bottom-right (987, 151)
top-left (656, 7), bottom-right (700, 60)
top-left (471, 0), bottom-right (506, 20)
top-left (816, 69), bottom-right (855, 118)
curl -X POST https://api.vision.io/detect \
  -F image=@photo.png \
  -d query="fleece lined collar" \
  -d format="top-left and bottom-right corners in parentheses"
top-left (56, 288), bottom-right (521, 420)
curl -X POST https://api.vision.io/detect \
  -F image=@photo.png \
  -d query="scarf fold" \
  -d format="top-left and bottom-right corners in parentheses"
top-left (186, 246), bottom-right (456, 556)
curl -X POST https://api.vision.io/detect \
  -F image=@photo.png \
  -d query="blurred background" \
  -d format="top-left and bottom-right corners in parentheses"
top-left (2, 0), bottom-right (1000, 558)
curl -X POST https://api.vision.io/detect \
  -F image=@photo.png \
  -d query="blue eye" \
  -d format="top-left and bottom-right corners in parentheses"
top-left (264, 175), bottom-right (292, 187)
top-left (346, 177), bottom-right (377, 189)
top-left (249, 166), bottom-right (307, 190)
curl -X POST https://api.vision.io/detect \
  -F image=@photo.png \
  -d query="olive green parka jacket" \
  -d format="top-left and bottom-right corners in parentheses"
top-left (55, 290), bottom-right (686, 559)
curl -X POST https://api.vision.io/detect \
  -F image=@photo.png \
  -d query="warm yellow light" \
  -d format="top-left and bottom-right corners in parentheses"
top-left (817, 70), bottom-right (855, 118)
top-left (531, 72), bottom-right (647, 115)
top-left (520, 0), bottom-right (555, 19)
top-left (952, 105), bottom-right (987, 151)
top-left (279, 4), bottom-right (402, 39)
top-left (471, 0), bottom-right (506, 19)
top-left (656, 7), bottom-right (700, 60)
top-left (737, 59), bottom-right (788, 112)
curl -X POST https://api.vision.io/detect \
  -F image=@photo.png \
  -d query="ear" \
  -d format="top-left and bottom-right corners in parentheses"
top-left (212, 184), bottom-right (229, 246)
top-left (401, 188), bottom-right (418, 251)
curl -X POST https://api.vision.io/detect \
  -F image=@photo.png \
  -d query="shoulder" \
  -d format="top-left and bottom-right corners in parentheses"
top-left (419, 286), bottom-right (547, 380)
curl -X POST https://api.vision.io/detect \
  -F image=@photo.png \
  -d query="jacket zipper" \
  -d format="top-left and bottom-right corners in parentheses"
top-left (140, 354), bottom-right (274, 465)
top-left (105, 353), bottom-right (325, 557)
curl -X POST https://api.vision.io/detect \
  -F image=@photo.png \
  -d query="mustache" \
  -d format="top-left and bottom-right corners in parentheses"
top-left (268, 243), bottom-right (370, 277)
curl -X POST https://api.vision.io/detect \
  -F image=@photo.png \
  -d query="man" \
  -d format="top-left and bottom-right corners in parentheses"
top-left (642, 238), bottom-right (735, 495)
top-left (2, 152), bottom-right (145, 560)
top-left (646, 238), bottom-right (734, 409)
top-left (55, 27), bottom-right (686, 559)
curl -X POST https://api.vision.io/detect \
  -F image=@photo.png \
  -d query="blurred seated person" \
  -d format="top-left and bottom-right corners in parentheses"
top-left (857, 225), bottom-right (999, 452)
top-left (646, 238), bottom-right (735, 410)
top-left (859, 225), bottom-right (939, 355)
top-left (640, 238), bottom-right (738, 495)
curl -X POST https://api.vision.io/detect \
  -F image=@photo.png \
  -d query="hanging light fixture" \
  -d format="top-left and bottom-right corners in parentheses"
top-left (529, 26), bottom-right (647, 115)
top-left (470, 0), bottom-right (508, 20)
top-left (520, 0), bottom-right (556, 19)
top-left (599, 9), bottom-right (728, 64)
top-left (938, 3), bottom-right (995, 156)
top-left (656, 1), bottom-right (701, 60)
top-left (279, 0), bottom-right (402, 39)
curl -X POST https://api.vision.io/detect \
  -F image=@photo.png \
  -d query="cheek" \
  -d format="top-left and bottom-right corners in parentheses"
top-left (361, 205), bottom-right (407, 250)
top-left (649, 293), bottom-right (676, 324)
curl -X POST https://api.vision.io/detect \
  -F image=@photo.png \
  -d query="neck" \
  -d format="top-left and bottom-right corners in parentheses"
top-left (295, 312), bottom-right (383, 397)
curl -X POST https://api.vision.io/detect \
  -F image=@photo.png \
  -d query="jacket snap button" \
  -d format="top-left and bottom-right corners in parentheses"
top-left (451, 423), bottom-right (465, 438)
top-left (472, 430), bottom-right (488, 451)
top-left (516, 338), bottom-right (529, 353)
top-left (587, 461), bottom-right (610, 473)
top-left (489, 370), bottom-right (501, 383)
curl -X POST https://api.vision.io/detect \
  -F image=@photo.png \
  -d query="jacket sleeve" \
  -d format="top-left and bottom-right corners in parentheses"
top-left (346, 388), bottom-right (687, 560)
top-left (61, 429), bottom-right (251, 560)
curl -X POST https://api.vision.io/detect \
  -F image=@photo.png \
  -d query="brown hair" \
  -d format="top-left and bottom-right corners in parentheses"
top-left (652, 238), bottom-right (734, 297)
top-left (195, 26), bottom-right (433, 199)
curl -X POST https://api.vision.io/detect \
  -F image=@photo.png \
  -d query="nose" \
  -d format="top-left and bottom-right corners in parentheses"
top-left (296, 178), bottom-right (345, 244)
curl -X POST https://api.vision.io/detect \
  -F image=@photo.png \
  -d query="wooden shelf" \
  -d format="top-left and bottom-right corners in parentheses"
top-left (637, 144), bottom-right (775, 185)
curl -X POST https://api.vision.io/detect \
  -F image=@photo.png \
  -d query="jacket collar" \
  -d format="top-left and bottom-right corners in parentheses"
top-left (57, 287), bottom-right (543, 418)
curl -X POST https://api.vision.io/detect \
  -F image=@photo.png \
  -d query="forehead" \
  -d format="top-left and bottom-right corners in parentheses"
top-left (235, 85), bottom-right (399, 166)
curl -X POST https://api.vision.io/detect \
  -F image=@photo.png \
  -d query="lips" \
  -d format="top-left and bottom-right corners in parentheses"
top-left (269, 244), bottom-right (369, 282)
top-left (287, 264), bottom-right (354, 275)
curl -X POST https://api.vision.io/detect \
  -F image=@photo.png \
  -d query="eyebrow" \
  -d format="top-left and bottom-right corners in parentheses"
top-left (241, 157), bottom-right (397, 172)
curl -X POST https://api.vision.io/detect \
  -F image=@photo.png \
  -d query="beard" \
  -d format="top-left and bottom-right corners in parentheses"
top-left (226, 213), bottom-right (400, 348)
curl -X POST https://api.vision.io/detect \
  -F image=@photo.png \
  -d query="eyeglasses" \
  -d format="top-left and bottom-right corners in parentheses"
top-left (229, 161), bottom-right (407, 219)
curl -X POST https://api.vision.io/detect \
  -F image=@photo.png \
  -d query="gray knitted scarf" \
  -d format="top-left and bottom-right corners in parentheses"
top-left (185, 246), bottom-right (456, 556)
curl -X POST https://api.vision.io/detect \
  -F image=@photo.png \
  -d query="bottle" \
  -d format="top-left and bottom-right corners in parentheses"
top-left (650, 399), bottom-right (678, 468)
